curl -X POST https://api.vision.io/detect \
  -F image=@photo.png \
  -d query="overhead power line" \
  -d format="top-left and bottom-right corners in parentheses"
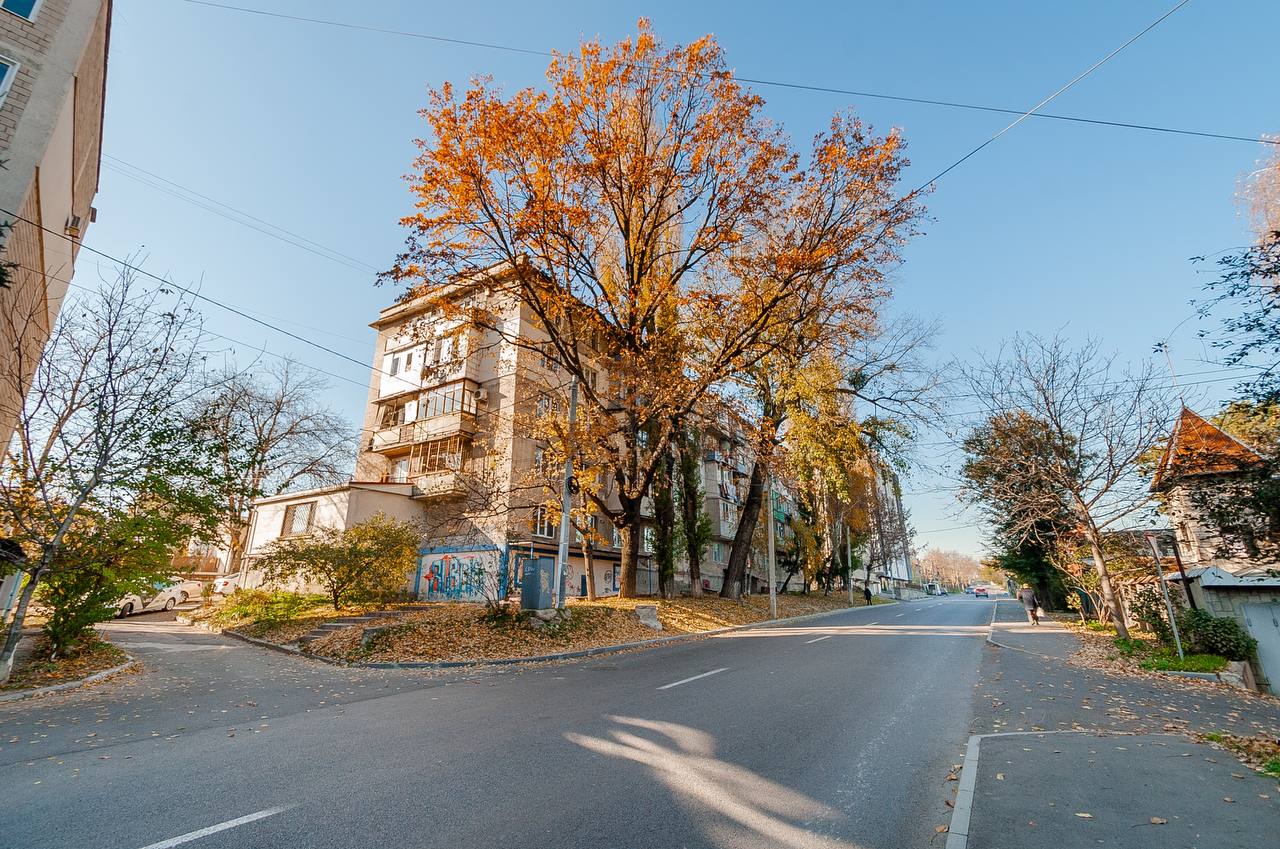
top-left (182, 0), bottom-right (1275, 149)
top-left (102, 154), bottom-right (381, 275)
top-left (918, 0), bottom-right (1194, 190)
top-left (0, 205), bottom-right (376, 374)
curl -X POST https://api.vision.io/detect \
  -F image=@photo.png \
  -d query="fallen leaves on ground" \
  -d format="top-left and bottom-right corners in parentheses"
top-left (0, 637), bottom-right (128, 692)
top-left (1196, 731), bottom-right (1280, 778)
top-left (1150, 816), bottom-right (1168, 825)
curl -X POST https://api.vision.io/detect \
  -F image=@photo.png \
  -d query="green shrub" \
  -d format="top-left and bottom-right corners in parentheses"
top-left (215, 589), bottom-right (328, 625)
top-left (1113, 637), bottom-right (1153, 658)
top-left (1085, 621), bottom-right (1113, 633)
top-left (1129, 586), bottom-right (1178, 646)
top-left (1177, 609), bottom-right (1257, 661)
top-left (1140, 649), bottom-right (1229, 673)
top-left (1264, 758), bottom-right (1280, 779)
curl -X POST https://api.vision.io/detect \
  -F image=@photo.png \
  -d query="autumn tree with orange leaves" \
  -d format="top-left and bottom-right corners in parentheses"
top-left (391, 21), bottom-right (921, 597)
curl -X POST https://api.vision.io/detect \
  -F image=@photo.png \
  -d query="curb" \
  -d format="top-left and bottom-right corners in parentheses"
top-left (945, 729), bottom-right (1114, 849)
top-left (226, 601), bottom-right (898, 670)
top-left (0, 657), bottom-right (136, 703)
top-left (222, 629), bottom-right (302, 656)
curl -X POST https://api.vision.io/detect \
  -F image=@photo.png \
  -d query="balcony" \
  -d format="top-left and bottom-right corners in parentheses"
top-left (371, 413), bottom-right (478, 454)
top-left (411, 469), bottom-right (468, 501)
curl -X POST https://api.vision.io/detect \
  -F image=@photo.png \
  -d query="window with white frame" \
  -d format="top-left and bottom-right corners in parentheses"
top-left (0, 1), bottom-right (40, 21)
top-left (281, 501), bottom-right (316, 537)
top-left (642, 526), bottom-right (655, 553)
top-left (531, 505), bottom-right (555, 538)
top-left (419, 381), bottom-right (477, 419)
top-left (0, 56), bottom-right (18, 108)
top-left (388, 353), bottom-right (401, 377)
top-left (712, 542), bottom-right (725, 563)
top-left (612, 526), bottom-right (622, 549)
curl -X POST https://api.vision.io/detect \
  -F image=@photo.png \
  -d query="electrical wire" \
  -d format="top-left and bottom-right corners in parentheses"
top-left (181, 0), bottom-right (1275, 148)
top-left (917, 0), bottom-right (1194, 191)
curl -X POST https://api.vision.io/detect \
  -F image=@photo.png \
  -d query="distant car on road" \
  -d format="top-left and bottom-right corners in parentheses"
top-left (212, 573), bottom-right (241, 595)
top-left (115, 579), bottom-right (202, 617)
top-left (973, 586), bottom-right (989, 598)
top-left (963, 586), bottom-right (975, 594)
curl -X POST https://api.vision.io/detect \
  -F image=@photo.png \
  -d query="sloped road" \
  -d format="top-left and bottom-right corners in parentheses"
top-left (1, 598), bottom-right (994, 849)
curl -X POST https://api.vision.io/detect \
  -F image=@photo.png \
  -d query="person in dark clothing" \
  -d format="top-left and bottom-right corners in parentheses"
top-left (1017, 584), bottom-right (1040, 625)
top-left (863, 585), bottom-right (873, 605)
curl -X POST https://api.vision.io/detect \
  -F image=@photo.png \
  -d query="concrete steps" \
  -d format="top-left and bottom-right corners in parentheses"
top-left (296, 610), bottom-right (416, 646)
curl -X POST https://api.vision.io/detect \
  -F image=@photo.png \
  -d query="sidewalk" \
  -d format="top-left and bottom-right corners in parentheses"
top-left (987, 600), bottom-right (1080, 660)
top-left (947, 602), bottom-right (1280, 849)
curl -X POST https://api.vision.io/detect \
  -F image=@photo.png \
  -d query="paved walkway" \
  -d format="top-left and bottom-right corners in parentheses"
top-left (951, 606), bottom-right (1280, 849)
top-left (988, 599), bottom-right (1080, 659)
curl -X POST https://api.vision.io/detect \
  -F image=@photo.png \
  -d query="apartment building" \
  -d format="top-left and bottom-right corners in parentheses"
top-left (241, 265), bottom-right (906, 601)
top-left (0, 0), bottom-right (109, 451)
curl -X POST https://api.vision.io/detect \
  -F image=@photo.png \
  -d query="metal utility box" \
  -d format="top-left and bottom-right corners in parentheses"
top-left (520, 556), bottom-right (556, 610)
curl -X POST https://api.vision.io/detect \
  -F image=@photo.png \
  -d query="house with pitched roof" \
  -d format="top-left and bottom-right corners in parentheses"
top-left (1151, 407), bottom-right (1276, 574)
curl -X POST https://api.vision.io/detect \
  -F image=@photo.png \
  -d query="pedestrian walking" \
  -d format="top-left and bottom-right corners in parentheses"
top-left (1017, 584), bottom-right (1040, 625)
top-left (863, 585), bottom-right (873, 606)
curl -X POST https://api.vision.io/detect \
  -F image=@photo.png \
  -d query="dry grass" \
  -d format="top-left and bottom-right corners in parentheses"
top-left (0, 636), bottom-right (128, 692)
top-left (1198, 731), bottom-right (1280, 778)
top-left (305, 592), bottom-right (865, 665)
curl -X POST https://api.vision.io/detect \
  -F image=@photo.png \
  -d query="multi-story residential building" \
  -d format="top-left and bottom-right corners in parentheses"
top-left (239, 265), bottom-right (911, 602)
top-left (0, 0), bottom-right (110, 451)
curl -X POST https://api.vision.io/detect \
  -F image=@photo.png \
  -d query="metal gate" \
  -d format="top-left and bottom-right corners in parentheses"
top-left (1242, 602), bottom-right (1280, 694)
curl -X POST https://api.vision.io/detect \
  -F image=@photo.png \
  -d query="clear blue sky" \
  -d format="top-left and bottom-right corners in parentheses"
top-left (86, 1), bottom-right (1279, 558)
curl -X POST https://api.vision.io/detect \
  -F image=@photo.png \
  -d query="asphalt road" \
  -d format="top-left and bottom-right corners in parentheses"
top-left (1, 597), bottom-right (995, 849)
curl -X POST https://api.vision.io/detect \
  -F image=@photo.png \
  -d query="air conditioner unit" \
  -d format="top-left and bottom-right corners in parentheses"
top-left (475, 388), bottom-right (490, 405)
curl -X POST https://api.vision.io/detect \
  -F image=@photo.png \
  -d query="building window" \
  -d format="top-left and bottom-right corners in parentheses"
top-left (388, 354), bottom-right (401, 377)
top-left (642, 526), bottom-right (655, 554)
top-left (720, 501), bottom-right (735, 526)
top-left (381, 402), bottom-right (409, 428)
top-left (0, 0), bottom-right (40, 21)
top-left (0, 56), bottom-right (17, 107)
top-left (415, 436), bottom-right (465, 474)
top-left (712, 542), bottom-right (725, 563)
top-left (281, 501), bottom-right (316, 537)
top-left (389, 458), bottom-right (409, 483)
top-left (612, 526), bottom-right (622, 549)
top-left (420, 381), bottom-right (477, 419)
top-left (531, 505), bottom-right (555, 538)
top-left (404, 350), bottom-right (414, 370)
top-left (583, 368), bottom-right (599, 390)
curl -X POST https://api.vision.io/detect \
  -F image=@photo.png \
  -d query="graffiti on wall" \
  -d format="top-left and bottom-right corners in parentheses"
top-left (419, 550), bottom-right (502, 601)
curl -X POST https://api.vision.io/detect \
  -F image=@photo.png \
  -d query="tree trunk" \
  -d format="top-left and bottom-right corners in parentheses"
top-left (720, 459), bottom-right (766, 600)
top-left (1086, 529), bottom-right (1129, 639)
top-left (0, 568), bottom-right (40, 683)
top-left (583, 542), bottom-right (597, 601)
top-left (617, 503), bottom-right (643, 598)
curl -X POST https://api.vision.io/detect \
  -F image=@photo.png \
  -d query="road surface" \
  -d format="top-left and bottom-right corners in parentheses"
top-left (2, 598), bottom-right (994, 849)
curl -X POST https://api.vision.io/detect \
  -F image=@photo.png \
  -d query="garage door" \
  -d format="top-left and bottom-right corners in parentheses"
top-left (1242, 602), bottom-right (1280, 694)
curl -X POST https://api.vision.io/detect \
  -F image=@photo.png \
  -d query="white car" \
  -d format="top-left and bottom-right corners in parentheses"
top-left (211, 573), bottom-right (241, 595)
top-left (115, 579), bottom-right (202, 617)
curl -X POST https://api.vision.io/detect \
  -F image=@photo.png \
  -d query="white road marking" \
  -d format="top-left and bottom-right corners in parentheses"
top-left (804, 635), bottom-right (832, 644)
top-left (895, 613), bottom-right (905, 617)
top-left (135, 807), bottom-right (291, 849)
top-left (867, 621), bottom-right (879, 625)
top-left (657, 667), bottom-right (729, 690)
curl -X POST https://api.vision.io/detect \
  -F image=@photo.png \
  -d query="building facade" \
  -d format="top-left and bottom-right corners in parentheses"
top-left (0, 0), bottom-right (109, 451)
top-left (240, 268), bottom-right (910, 601)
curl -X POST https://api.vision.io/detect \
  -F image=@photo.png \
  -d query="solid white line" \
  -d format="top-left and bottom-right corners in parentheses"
top-left (895, 613), bottom-right (905, 617)
top-left (804, 635), bottom-right (832, 644)
top-left (135, 808), bottom-right (290, 849)
top-left (657, 667), bottom-right (729, 690)
top-left (867, 621), bottom-right (879, 625)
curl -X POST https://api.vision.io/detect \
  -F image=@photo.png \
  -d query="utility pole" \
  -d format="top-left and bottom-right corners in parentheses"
top-left (1144, 532), bottom-right (1185, 660)
top-left (846, 526), bottom-right (854, 605)
top-left (553, 375), bottom-right (579, 610)
top-left (766, 473), bottom-right (777, 619)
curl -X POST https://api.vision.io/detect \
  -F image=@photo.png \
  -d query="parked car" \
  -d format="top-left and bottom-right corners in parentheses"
top-left (973, 586), bottom-right (989, 598)
top-left (115, 578), bottom-right (202, 617)
top-left (212, 573), bottom-right (241, 595)
top-left (964, 586), bottom-right (975, 594)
